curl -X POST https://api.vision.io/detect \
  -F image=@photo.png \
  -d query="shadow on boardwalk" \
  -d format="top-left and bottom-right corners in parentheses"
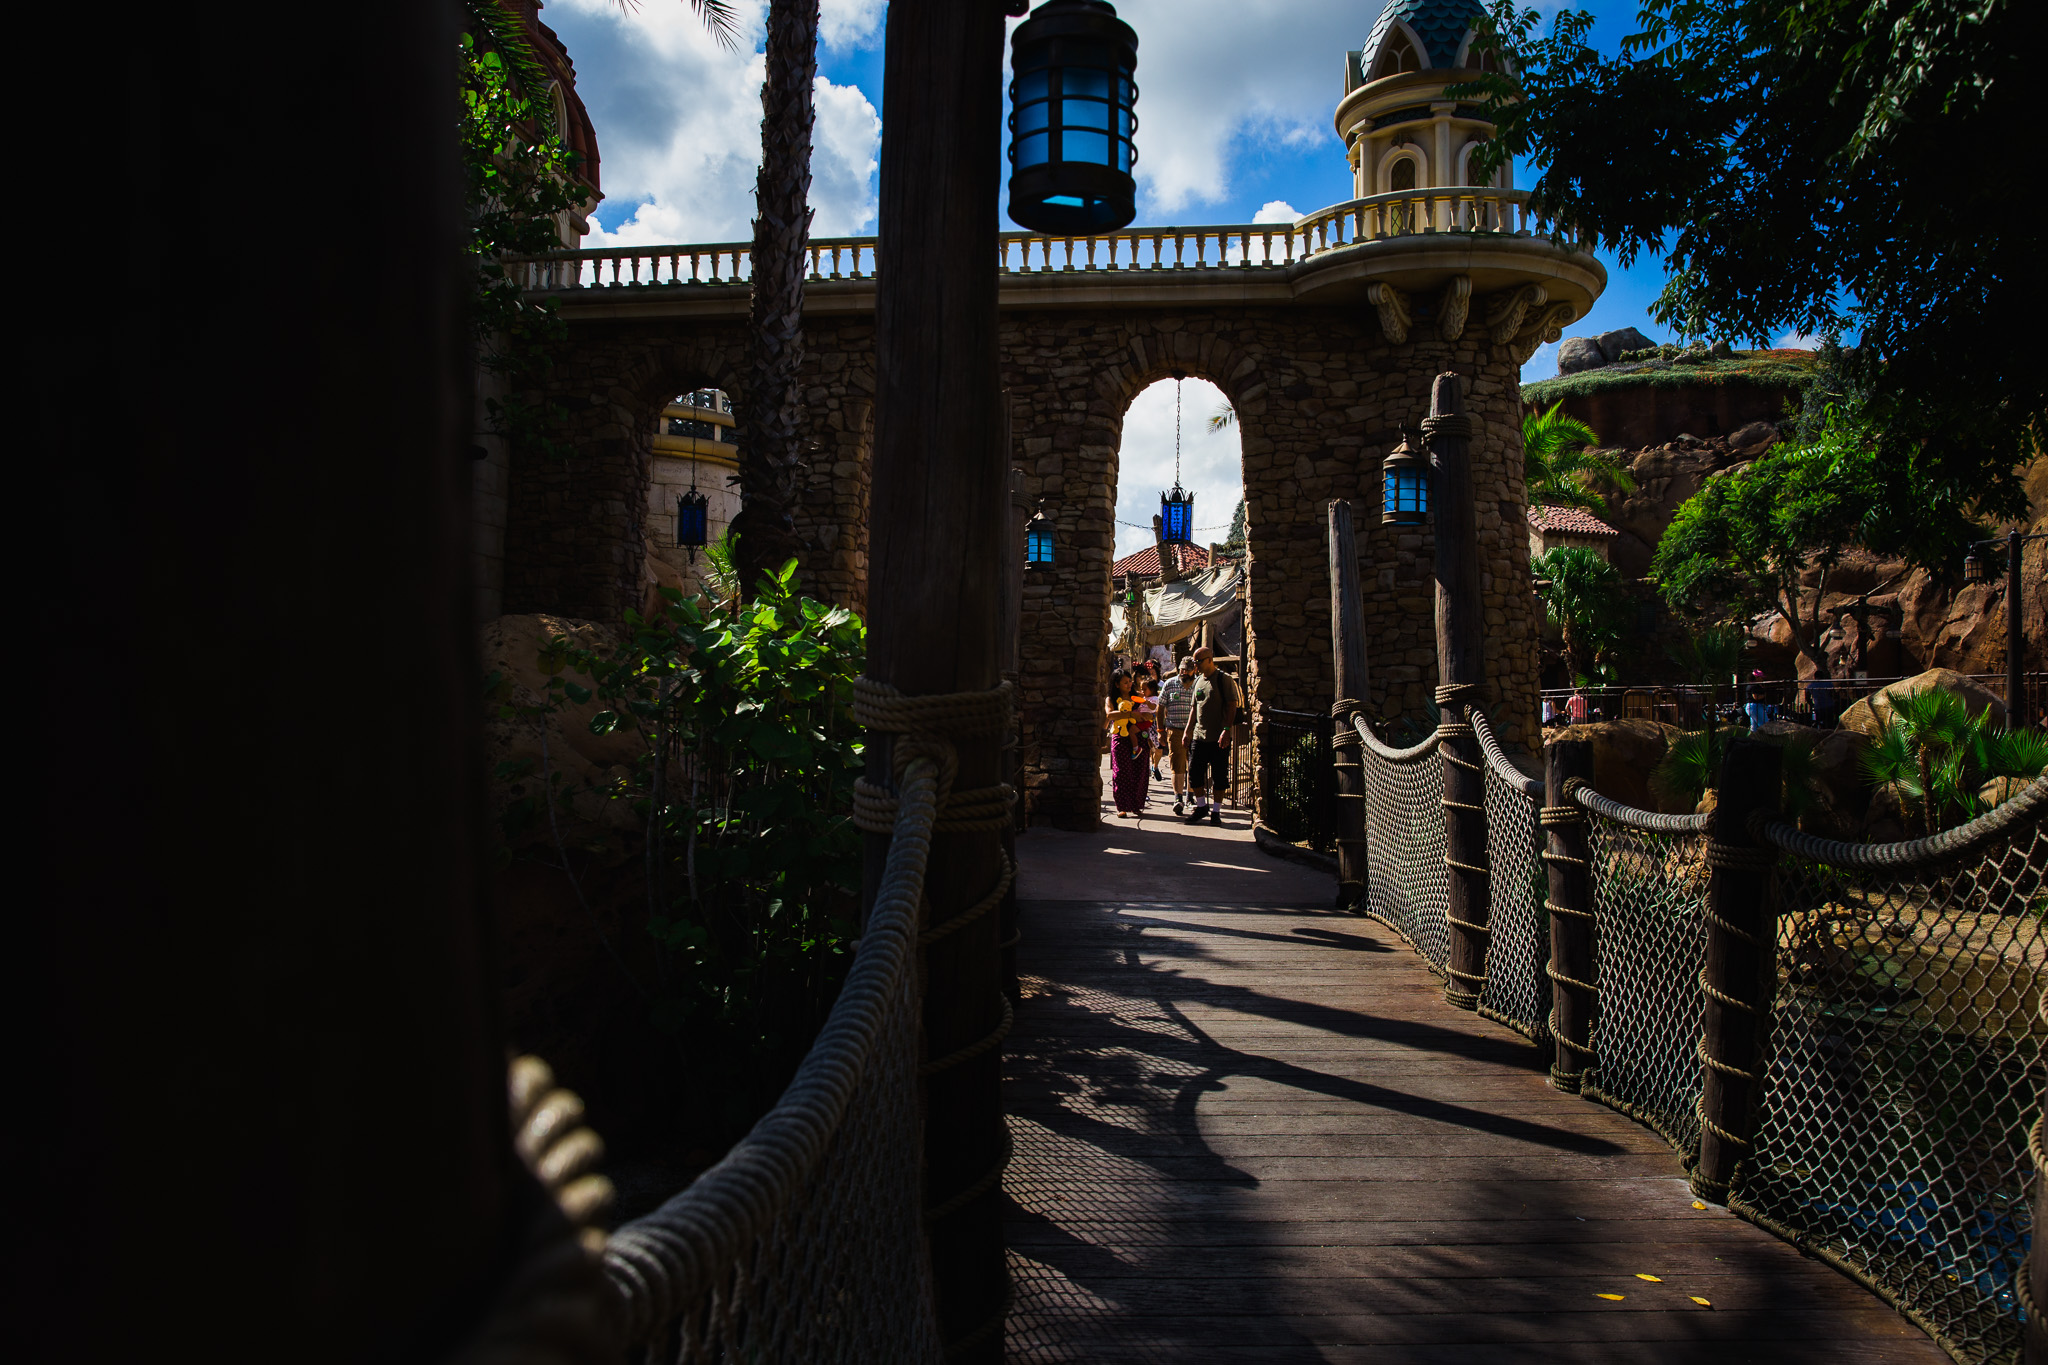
top-left (1002, 805), bottom-right (1947, 1364)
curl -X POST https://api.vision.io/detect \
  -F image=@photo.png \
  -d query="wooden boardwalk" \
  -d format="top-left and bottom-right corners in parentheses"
top-left (1002, 807), bottom-right (1945, 1362)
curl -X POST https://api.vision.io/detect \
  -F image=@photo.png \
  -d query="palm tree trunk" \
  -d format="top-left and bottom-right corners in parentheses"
top-left (733, 0), bottom-right (820, 592)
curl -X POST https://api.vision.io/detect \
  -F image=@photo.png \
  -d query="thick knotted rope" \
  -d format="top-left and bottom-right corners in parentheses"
top-left (1752, 770), bottom-right (2046, 869)
top-left (1421, 411), bottom-right (1474, 442)
top-left (851, 679), bottom-right (1015, 834)
top-left (1568, 776), bottom-right (1712, 833)
top-left (1331, 697), bottom-right (1365, 750)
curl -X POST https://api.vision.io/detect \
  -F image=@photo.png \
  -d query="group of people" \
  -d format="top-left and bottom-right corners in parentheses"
top-left (1104, 646), bottom-right (1243, 825)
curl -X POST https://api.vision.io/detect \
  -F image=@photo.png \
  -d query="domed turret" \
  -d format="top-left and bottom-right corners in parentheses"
top-left (1339, 0), bottom-right (1505, 201)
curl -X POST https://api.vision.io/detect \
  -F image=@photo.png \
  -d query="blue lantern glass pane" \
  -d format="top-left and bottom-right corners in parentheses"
top-left (1115, 137), bottom-right (1133, 172)
top-left (1016, 69), bottom-right (1051, 103)
top-left (1116, 106), bottom-right (1133, 138)
top-left (1015, 99), bottom-right (1049, 134)
top-left (1065, 130), bottom-right (1110, 166)
top-left (1063, 67), bottom-right (1111, 99)
top-left (1064, 97), bottom-right (1110, 130)
top-left (1014, 132), bottom-right (1049, 168)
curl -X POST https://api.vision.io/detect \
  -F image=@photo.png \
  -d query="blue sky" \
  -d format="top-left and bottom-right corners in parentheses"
top-left (540, 0), bottom-right (1750, 558)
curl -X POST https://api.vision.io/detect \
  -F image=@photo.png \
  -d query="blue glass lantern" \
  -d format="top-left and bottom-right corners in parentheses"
top-left (1159, 483), bottom-right (1195, 545)
top-left (1382, 430), bottom-right (1429, 525)
top-left (1025, 510), bottom-right (1055, 568)
top-left (1008, 1), bottom-right (1139, 234)
top-left (676, 489), bottom-right (709, 555)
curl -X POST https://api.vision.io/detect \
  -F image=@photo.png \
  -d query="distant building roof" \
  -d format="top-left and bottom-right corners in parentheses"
top-left (1528, 504), bottom-right (1618, 538)
top-left (1112, 543), bottom-right (1213, 578)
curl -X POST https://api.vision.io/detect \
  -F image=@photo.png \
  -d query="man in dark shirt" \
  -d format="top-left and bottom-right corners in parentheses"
top-left (1179, 646), bottom-right (1239, 826)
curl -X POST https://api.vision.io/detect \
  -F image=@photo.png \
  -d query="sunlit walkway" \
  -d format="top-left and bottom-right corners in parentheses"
top-left (1001, 781), bottom-right (1944, 1363)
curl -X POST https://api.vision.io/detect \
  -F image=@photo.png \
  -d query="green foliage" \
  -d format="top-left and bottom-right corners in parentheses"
top-left (503, 559), bottom-right (867, 1137)
top-left (1859, 688), bottom-right (2047, 831)
top-left (1651, 412), bottom-right (1981, 671)
top-left (1532, 545), bottom-right (1628, 681)
top-left (1652, 726), bottom-right (1820, 815)
top-left (701, 528), bottom-right (743, 606)
top-left (1664, 621), bottom-right (1748, 688)
top-left (1519, 351), bottom-right (1815, 410)
top-left (1523, 401), bottom-right (1633, 514)
top-left (1467, 0), bottom-right (2036, 523)
top-left (459, 15), bottom-right (586, 460)
top-left (1208, 402), bottom-right (1236, 433)
top-left (1226, 497), bottom-right (1246, 549)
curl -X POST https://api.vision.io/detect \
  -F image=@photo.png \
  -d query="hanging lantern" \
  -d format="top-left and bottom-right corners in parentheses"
top-left (1025, 510), bottom-right (1055, 568)
top-left (1963, 547), bottom-right (1988, 584)
top-left (1159, 483), bottom-right (1195, 545)
top-left (1382, 430), bottom-right (1429, 525)
top-left (1007, 0), bottom-right (1139, 234)
top-left (676, 489), bottom-right (709, 556)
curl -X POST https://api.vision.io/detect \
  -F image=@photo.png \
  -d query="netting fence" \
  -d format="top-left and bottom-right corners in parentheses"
top-left (1351, 701), bottom-right (2048, 1365)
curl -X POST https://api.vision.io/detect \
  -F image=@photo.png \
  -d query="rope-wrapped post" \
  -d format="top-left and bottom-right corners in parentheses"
top-left (1692, 739), bottom-right (1782, 1204)
top-left (1327, 498), bottom-right (1370, 911)
top-left (1425, 373), bottom-right (1491, 1010)
top-left (2027, 988), bottom-right (2047, 1365)
top-left (1542, 744), bottom-right (1597, 1092)
top-left (869, 3), bottom-right (1013, 1354)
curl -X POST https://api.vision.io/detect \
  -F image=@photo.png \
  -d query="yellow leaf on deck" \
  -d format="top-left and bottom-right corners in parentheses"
top-left (1636, 1274), bottom-right (1662, 1282)
top-left (1595, 1293), bottom-right (1626, 1301)
top-left (1691, 1201), bottom-right (1708, 1210)
top-left (1689, 1296), bottom-right (1713, 1308)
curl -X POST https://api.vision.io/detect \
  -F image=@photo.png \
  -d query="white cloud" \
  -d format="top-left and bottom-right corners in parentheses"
top-left (1011, 0), bottom-right (1367, 217)
top-left (1252, 200), bottom-right (1300, 224)
top-left (819, 0), bottom-right (886, 50)
top-left (1114, 379), bottom-right (1243, 563)
top-left (549, 0), bottom-right (881, 247)
top-left (1775, 331), bottom-right (1819, 350)
top-left (1520, 340), bottom-right (1559, 384)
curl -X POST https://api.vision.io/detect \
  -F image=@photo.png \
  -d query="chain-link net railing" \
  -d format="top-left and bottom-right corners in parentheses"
top-left (1572, 789), bottom-right (1714, 1160)
top-left (1471, 710), bottom-right (1550, 1045)
top-left (600, 758), bottom-right (945, 1363)
top-left (1356, 720), bottom-right (1450, 975)
top-left (1734, 788), bottom-right (2048, 1365)
top-left (1260, 706), bottom-right (1337, 850)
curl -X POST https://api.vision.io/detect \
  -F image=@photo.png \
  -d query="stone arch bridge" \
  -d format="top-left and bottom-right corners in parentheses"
top-left (500, 189), bottom-right (1603, 828)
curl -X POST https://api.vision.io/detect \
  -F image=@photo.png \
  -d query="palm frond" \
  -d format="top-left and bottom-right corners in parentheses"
top-left (1208, 402), bottom-right (1236, 433)
top-left (616, 0), bottom-right (743, 52)
top-left (465, 0), bottom-right (560, 133)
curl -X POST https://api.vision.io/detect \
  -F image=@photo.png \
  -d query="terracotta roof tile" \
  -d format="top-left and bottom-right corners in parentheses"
top-left (1111, 543), bottom-right (1213, 578)
top-left (1528, 504), bottom-right (1619, 538)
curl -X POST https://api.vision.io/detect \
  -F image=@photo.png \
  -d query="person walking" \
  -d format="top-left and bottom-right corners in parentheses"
top-left (1180, 646), bottom-right (1240, 826)
top-left (1139, 674), bottom-right (1167, 781)
top-left (1158, 655), bottom-right (1198, 815)
top-left (1105, 668), bottom-right (1152, 819)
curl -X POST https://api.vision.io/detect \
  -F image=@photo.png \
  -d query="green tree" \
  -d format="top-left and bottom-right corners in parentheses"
top-left (1532, 545), bottom-right (1626, 683)
top-left (1651, 414), bottom-right (1980, 676)
top-left (1664, 620), bottom-right (1748, 775)
top-left (1466, 0), bottom-right (2037, 529)
top-left (1226, 496), bottom-right (1246, 549)
top-left (1523, 401), bottom-right (1634, 514)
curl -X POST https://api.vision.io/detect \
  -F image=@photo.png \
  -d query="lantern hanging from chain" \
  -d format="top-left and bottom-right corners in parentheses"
top-left (1381, 428), bottom-right (1429, 525)
top-left (1007, 0), bottom-right (1139, 234)
top-left (676, 455), bottom-right (709, 559)
top-left (1159, 375), bottom-right (1195, 546)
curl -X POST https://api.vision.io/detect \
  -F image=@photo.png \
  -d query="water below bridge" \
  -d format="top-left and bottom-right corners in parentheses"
top-left (1000, 763), bottom-right (1945, 1362)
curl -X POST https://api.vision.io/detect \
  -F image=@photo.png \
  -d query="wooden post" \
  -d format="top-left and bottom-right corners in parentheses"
top-left (2008, 529), bottom-right (2028, 729)
top-left (1543, 740), bottom-right (1597, 1091)
top-left (1425, 372), bottom-right (1491, 1010)
top-left (869, 1), bottom-right (1010, 1356)
top-left (999, 454), bottom-right (1028, 1001)
top-left (1327, 499), bottom-right (1370, 911)
top-left (1692, 738), bottom-right (1782, 1204)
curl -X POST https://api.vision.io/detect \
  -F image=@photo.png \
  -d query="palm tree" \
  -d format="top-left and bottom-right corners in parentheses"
top-left (1532, 546), bottom-right (1624, 684)
top-left (1208, 402), bottom-right (1236, 433)
top-left (1524, 401), bottom-right (1635, 515)
top-left (1665, 622), bottom-right (1747, 776)
top-left (1859, 688), bottom-right (2048, 830)
top-left (731, 0), bottom-right (822, 591)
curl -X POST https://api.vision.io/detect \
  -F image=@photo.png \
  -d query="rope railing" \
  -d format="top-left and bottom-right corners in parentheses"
top-left (594, 682), bottom-right (1026, 1362)
top-left (1348, 712), bottom-right (2045, 1365)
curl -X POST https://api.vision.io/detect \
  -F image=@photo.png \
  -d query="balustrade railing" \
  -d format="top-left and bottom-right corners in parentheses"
top-left (512, 187), bottom-right (1565, 292)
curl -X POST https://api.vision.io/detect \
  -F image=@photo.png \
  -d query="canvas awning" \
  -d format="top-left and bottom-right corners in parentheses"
top-left (1135, 564), bottom-right (1240, 646)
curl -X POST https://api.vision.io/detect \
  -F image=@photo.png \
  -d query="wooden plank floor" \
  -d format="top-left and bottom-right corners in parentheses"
top-left (1000, 893), bottom-right (1948, 1363)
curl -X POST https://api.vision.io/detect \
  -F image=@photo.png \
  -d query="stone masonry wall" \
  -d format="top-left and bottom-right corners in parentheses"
top-left (508, 303), bottom-right (1544, 831)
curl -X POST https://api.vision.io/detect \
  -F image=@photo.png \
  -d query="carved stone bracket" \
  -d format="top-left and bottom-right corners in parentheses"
top-left (1437, 275), bottom-right (1472, 342)
top-left (1485, 283), bottom-right (1547, 347)
top-left (1511, 301), bottom-right (1577, 364)
top-left (1366, 282), bottom-right (1411, 345)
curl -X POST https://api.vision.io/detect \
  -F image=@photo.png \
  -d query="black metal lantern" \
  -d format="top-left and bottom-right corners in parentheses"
top-left (1382, 429), bottom-right (1429, 525)
top-left (1963, 548), bottom-right (1988, 584)
top-left (1026, 510), bottom-right (1055, 568)
top-left (1007, 0), bottom-right (1139, 234)
top-left (1159, 484), bottom-right (1195, 545)
top-left (676, 488), bottom-right (709, 556)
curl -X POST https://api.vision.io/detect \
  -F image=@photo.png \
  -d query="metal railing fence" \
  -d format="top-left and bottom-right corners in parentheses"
top-left (1259, 705), bottom-right (1337, 851)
